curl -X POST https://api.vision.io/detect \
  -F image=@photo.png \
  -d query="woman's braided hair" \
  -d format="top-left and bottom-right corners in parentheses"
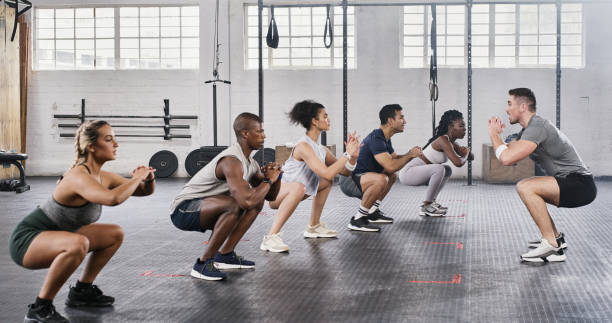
top-left (423, 110), bottom-right (463, 149)
top-left (71, 120), bottom-right (110, 168)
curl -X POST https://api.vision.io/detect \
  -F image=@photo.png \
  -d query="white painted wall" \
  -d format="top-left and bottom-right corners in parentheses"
top-left (25, 0), bottom-right (612, 178)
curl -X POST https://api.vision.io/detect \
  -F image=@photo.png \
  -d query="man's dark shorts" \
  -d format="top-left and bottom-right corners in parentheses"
top-left (555, 173), bottom-right (597, 208)
top-left (171, 199), bottom-right (206, 232)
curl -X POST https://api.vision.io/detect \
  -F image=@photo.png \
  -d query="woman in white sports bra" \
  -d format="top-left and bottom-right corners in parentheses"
top-left (398, 110), bottom-right (473, 216)
top-left (260, 100), bottom-right (361, 253)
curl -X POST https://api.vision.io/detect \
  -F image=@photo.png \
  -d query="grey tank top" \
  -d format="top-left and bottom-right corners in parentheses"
top-left (40, 164), bottom-right (102, 232)
top-left (282, 135), bottom-right (327, 196)
top-left (40, 198), bottom-right (102, 232)
top-left (170, 142), bottom-right (260, 212)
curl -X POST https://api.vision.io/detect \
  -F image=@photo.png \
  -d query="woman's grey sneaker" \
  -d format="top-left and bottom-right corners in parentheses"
top-left (528, 232), bottom-right (567, 249)
top-left (419, 204), bottom-right (446, 216)
top-left (431, 201), bottom-right (448, 212)
top-left (24, 303), bottom-right (68, 323)
top-left (521, 239), bottom-right (567, 263)
top-left (348, 216), bottom-right (381, 232)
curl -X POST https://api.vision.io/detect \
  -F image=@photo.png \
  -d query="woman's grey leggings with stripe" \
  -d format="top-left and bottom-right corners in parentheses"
top-left (398, 158), bottom-right (452, 202)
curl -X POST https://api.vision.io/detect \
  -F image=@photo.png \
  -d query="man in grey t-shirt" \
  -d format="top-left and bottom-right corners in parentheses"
top-left (487, 88), bottom-right (596, 263)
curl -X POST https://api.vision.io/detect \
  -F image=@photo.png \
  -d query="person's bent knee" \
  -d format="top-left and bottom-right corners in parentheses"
top-left (443, 165), bottom-right (452, 178)
top-left (226, 202), bottom-right (242, 216)
top-left (378, 175), bottom-right (388, 187)
top-left (319, 177), bottom-right (332, 190)
top-left (110, 224), bottom-right (124, 245)
top-left (254, 199), bottom-right (265, 213)
top-left (69, 235), bottom-right (90, 260)
top-left (516, 179), bottom-right (532, 196)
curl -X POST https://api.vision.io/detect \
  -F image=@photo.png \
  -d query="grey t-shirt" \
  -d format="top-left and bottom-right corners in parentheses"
top-left (517, 114), bottom-right (590, 177)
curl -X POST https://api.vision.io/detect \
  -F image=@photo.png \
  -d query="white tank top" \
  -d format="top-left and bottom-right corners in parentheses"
top-left (282, 135), bottom-right (327, 196)
top-left (170, 142), bottom-right (259, 212)
top-left (423, 135), bottom-right (449, 164)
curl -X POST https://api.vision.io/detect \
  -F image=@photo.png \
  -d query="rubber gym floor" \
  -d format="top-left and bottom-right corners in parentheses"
top-left (1, 177), bottom-right (611, 322)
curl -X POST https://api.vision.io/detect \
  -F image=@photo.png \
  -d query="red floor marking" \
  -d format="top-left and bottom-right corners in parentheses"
top-left (202, 239), bottom-right (250, 245)
top-left (445, 213), bottom-right (466, 218)
top-left (141, 271), bottom-right (185, 278)
top-left (408, 274), bottom-right (462, 284)
top-left (427, 242), bottom-right (464, 249)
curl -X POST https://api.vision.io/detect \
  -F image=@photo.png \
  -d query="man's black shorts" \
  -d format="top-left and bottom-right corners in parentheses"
top-left (555, 173), bottom-right (597, 208)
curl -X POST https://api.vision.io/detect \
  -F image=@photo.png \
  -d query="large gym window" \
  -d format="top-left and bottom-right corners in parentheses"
top-left (34, 8), bottom-right (115, 70)
top-left (119, 6), bottom-right (199, 69)
top-left (33, 6), bottom-right (199, 70)
top-left (402, 5), bottom-right (468, 68)
top-left (245, 5), bottom-right (355, 69)
top-left (401, 3), bottom-right (583, 69)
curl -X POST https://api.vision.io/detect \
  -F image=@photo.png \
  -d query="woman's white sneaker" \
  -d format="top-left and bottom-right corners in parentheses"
top-left (303, 222), bottom-right (338, 238)
top-left (260, 233), bottom-right (290, 253)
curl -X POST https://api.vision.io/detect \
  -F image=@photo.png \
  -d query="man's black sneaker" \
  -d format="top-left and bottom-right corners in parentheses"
top-left (191, 258), bottom-right (227, 281)
top-left (65, 284), bottom-right (114, 307)
top-left (367, 209), bottom-right (393, 223)
top-left (348, 216), bottom-right (381, 232)
top-left (24, 303), bottom-right (68, 323)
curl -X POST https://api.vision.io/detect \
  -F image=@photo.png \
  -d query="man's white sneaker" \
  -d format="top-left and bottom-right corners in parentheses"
top-left (528, 232), bottom-right (567, 249)
top-left (521, 238), bottom-right (566, 263)
top-left (303, 222), bottom-right (338, 238)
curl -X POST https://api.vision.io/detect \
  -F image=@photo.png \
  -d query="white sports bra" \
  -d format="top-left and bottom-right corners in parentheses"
top-left (423, 135), bottom-right (449, 164)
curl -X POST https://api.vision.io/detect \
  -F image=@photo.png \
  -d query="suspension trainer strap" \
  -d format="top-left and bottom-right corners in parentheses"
top-left (266, 6), bottom-right (279, 48)
top-left (324, 5), bottom-right (334, 48)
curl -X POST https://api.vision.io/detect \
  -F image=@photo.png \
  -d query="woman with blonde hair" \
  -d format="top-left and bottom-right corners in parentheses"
top-left (9, 121), bottom-right (155, 323)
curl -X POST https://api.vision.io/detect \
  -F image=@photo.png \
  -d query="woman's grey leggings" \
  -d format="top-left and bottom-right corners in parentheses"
top-left (398, 158), bottom-right (452, 202)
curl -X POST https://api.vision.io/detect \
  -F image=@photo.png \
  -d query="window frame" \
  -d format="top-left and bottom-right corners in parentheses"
top-left (32, 4), bottom-right (200, 71)
top-left (400, 3), bottom-right (584, 69)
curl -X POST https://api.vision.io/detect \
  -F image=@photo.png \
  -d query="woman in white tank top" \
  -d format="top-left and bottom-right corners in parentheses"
top-left (398, 110), bottom-right (473, 216)
top-left (260, 100), bottom-right (361, 253)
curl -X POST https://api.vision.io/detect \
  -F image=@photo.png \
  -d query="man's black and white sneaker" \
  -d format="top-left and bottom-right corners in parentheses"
top-left (521, 239), bottom-right (566, 263)
top-left (367, 210), bottom-right (393, 224)
top-left (528, 232), bottom-right (567, 249)
top-left (348, 216), bottom-right (381, 232)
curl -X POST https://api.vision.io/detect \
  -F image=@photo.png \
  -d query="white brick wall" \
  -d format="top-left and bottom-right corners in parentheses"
top-left (25, 1), bottom-right (612, 178)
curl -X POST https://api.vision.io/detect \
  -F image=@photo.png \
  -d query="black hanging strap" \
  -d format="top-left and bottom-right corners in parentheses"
top-left (429, 4), bottom-right (438, 102)
top-left (324, 5), bottom-right (333, 48)
top-left (429, 4), bottom-right (439, 137)
top-left (266, 6), bottom-right (279, 49)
